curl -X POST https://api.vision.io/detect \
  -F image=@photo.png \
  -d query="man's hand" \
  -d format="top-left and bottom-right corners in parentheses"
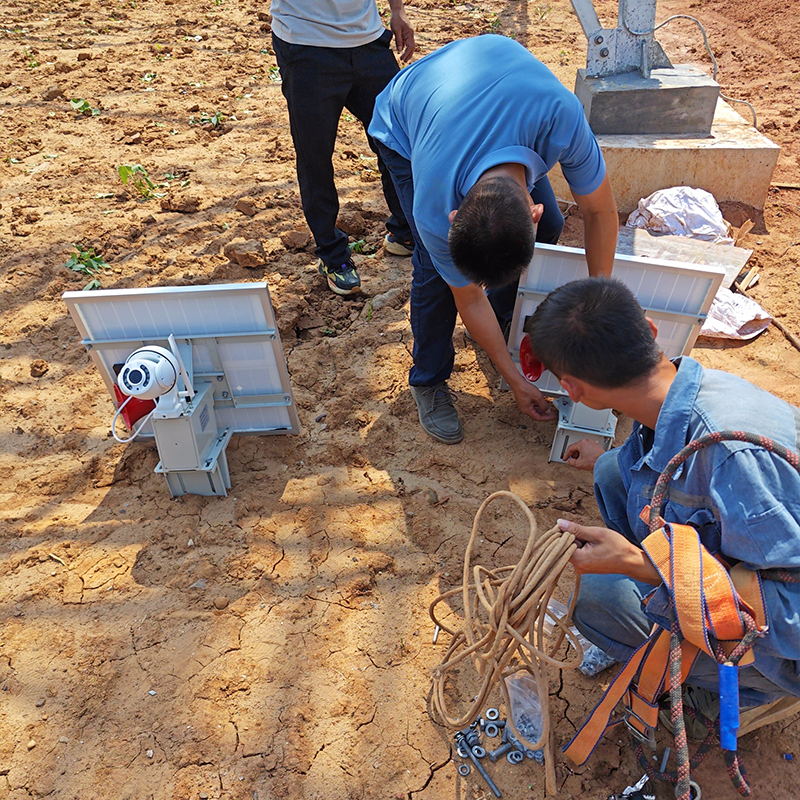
top-left (451, 283), bottom-right (557, 422)
top-left (389, 6), bottom-right (415, 62)
top-left (557, 518), bottom-right (661, 585)
top-left (563, 438), bottom-right (605, 471)
top-left (511, 378), bottom-right (557, 421)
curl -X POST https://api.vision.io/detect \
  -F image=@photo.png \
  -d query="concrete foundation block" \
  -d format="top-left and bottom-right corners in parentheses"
top-left (550, 100), bottom-right (780, 212)
top-left (575, 65), bottom-right (719, 136)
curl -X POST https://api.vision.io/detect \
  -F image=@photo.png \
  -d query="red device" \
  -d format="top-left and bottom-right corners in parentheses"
top-left (519, 334), bottom-right (545, 382)
top-left (113, 384), bottom-right (156, 430)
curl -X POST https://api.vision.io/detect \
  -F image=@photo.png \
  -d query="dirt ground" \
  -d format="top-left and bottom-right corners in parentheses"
top-left (1, 1), bottom-right (799, 799)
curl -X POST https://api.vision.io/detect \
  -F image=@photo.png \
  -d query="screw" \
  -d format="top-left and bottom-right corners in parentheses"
top-left (600, 48), bottom-right (610, 57)
top-left (222, 391), bottom-right (229, 398)
top-left (454, 733), bottom-right (502, 798)
top-left (594, 35), bottom-right (604, 44)
top-left (488, 742), bottom-right (514, 763)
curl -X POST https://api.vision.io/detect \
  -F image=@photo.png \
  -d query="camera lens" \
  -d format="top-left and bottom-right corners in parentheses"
top-left (128, 368), bottom-right (144, 385)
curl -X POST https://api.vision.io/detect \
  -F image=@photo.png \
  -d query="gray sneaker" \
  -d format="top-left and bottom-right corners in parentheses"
top-left (409, 383), bottom-right (463, 444)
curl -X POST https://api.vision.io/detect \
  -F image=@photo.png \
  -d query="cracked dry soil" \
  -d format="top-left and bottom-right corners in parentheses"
top-left (1, 1), bottom-right (799, 799)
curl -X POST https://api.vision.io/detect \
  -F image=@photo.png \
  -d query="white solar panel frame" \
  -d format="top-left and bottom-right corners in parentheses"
top-left (63, 282), bottom-right (300, 436)
top-left (508, 243), bottom-right (726, 397)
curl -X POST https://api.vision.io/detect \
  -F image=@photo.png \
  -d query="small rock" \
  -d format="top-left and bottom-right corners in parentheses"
top-left (59, 736), bottom-right (69, 744)
top-left (42, 85), bottom-right (63, 101)
top-left (427, 489), bottom-right (439, 505)
top-left (213, 596), bottom-right (229, 610)
top-left (279, 229), bottom-right (311, 251)
top-left (76, 52), bottom-right (92, 62)
top-left (187, 103), bottom-right (200, 113)
top-left (160, 193), bottom-right (201, 213)
top-left (223, 238), bottom-right (266, 267)
top-left (234, 197), bottom-right (258, 217)
top-left (30, 359), bottom-right (49, 378)
top-left (146, 749), bottom-right (154, 758)
top-left (35, 698), bottom-right (46, 708)
top-left (336, 209), bottom-right (366, 236)
top-left (200, 793), bottom-right (209, 800)
top-left (314, 412), bottom-right (327, 423)
top-left (370, 287), bottom-right (407, 312)
top-left (27, 739), bottom-right (36, 750)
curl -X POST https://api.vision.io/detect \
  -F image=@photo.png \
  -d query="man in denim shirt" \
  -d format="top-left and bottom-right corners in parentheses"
top-left (525, 277), bottom-right (800, 709)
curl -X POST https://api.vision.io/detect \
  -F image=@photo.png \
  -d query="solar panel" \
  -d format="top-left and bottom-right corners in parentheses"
top-left (63, 282), bottom-right (300, 437)
top-left (508, 242), bottom-right (726, 398)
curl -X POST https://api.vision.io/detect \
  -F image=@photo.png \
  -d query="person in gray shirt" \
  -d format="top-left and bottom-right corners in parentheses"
top-left (270, 0), bottom-right (415, 296)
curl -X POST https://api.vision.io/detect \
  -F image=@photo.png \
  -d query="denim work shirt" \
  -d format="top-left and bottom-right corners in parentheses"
top-left (616, 357), bottom-right (800, 697)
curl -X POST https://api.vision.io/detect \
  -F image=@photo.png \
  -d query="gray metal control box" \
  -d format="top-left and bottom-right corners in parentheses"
top-left (152, 382), bottom-right (218, 471)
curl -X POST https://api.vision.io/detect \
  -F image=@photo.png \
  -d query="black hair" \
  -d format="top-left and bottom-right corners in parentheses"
top-left (523, 277), bottom-right (662, 388)
top-left (448, 176), bottom-right (536, 289)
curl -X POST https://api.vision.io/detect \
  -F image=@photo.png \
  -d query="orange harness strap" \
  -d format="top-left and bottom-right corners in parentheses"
top-left (563, 523), bottom-right (767, 766)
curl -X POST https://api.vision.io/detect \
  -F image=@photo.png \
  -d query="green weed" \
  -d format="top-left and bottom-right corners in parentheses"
top-left (65, 245), bottom-right (107, 290)
top-left (190, 110), bottom-right (226, 128)
top-left (70, 98), bottom-right (101, 117)
top-left (117, 163), bottom-right (167, 198)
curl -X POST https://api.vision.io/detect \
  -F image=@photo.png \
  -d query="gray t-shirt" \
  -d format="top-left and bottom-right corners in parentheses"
top-left (270, 0), bottom-right (384, 47)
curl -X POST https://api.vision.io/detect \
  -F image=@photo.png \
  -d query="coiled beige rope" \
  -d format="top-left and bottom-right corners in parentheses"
top-left (429, 490), bottom-right (583, 795)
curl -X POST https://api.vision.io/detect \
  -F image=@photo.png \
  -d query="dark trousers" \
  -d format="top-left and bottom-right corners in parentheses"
top-left (273, 32), bottom-right (412, 267)
top-left (376, 141), bottom-right (564, 386)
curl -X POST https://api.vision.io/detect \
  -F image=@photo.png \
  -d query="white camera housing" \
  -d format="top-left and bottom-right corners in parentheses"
top-left (117, 346), bottom-right (179, 401)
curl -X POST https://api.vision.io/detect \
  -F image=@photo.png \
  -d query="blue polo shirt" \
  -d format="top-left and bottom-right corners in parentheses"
top-left (607, 357), bottom-right (800, 698)
top-left (369, 35), bottom-right (606, 287)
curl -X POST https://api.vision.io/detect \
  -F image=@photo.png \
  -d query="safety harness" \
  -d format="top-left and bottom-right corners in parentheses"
top-left (563, 431), bottom-right (800, 800)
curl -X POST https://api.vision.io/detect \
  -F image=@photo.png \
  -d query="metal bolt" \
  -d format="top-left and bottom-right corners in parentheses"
top-left (454, 732), bottom-right (502, 798)
top-left (507, 750), bottom-right (524, 765)
top-left (485, 707), bottom-right (500, 721)
top-left (488, 742), bottom-right (514, 763)
top-left (222, 391), bottom-right (229, 398)
top-left (457, 763), bottom-right (471, 776)
top-left (594, 35), bottom-right (604, 44)
top-left (600, 48), bottom-right (610, 57)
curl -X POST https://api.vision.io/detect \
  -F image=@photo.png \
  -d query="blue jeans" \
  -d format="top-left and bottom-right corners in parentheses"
top-left (375, 141), bottom-right (564, 386)
top-left (573, 448), bottom-right (791, 707)
top-left (273, 32), bottom-right (412, 267)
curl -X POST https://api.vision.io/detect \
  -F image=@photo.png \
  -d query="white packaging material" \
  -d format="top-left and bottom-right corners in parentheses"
top-left (700, 286), bottom-right (772, 340)
top-left (626, 186), bottom-right (734, 245)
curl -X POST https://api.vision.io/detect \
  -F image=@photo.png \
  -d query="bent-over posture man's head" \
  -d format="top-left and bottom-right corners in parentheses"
top-left (448, 175), bottom-right (537, 289)
top-left (524, 277), bottom-right (661, 388)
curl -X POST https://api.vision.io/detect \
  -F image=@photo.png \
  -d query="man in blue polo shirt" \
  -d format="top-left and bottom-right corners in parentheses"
top-left (369, 35), bottom-right (618, 443)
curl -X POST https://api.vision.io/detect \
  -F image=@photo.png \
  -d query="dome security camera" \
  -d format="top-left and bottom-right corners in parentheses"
top-left (117, 346), bottom-right (179, 401)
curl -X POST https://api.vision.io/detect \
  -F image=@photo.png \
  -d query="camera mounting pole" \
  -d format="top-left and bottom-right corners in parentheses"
top-left (570, 0), bottom-right (672, 79)
top-left (569, 0), bottom-right (720, 135)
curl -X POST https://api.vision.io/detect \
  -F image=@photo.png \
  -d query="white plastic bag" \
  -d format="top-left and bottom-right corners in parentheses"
top-left (700, 286), bottom-right (772, 340)
top-left (505, 671), bottom-right (544, 751)
top-left (626, 186), bottom-right (734, 244)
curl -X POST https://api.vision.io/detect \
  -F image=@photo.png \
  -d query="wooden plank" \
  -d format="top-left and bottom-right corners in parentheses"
top-left (615, 227), bottom-right (752, 288)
